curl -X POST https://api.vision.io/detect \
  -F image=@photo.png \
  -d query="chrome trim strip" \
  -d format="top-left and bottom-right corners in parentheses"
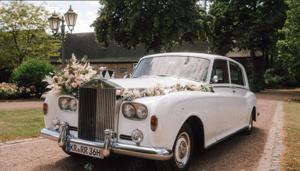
top-left (40, 128), bottom-right (173, 161)
top-left (213, 85), bottom-right (249, 91)
top-left (112, 143), bottom-right (173, 161)
top-left (205, 125), bottom-right (248, 149)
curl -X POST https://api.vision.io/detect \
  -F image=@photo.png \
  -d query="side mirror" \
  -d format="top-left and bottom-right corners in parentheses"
top-left (211, 75), bottom-right (218, 83)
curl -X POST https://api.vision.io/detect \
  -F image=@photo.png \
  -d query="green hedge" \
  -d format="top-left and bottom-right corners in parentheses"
top-left (11, 59), bottom-right (55, 98)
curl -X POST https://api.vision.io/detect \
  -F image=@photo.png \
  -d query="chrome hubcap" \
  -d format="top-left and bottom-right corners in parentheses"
top-left (175, 132), bottom-right (190, 168)
top-left (248, 115), bottom-right (252, 130)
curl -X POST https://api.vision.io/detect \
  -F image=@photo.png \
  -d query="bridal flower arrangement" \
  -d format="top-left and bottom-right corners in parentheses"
top-left (43, 54), bottom-right (97, 97)
top-left (117, 83), bottom-right (214, 101)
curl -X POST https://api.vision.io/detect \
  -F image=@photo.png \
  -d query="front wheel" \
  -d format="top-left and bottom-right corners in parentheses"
top-left (156, 123), bottom-right (194, 171)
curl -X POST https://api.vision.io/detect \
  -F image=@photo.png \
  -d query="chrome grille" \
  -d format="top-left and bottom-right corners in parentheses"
top-left (78, 87), bottom-right (116, 142)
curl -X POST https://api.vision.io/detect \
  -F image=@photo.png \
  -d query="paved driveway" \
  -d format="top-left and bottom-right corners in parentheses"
top-left (0, 89), bottom-right (299, 170)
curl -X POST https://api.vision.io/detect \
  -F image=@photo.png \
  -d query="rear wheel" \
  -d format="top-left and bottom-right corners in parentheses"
top-left (244, 113), bottom-right (253, 135)
top-left (156, 123), bottom-right (194, 171)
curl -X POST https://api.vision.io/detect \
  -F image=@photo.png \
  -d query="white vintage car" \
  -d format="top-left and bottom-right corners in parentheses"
top-left (41, 52), bottom-right (258, 171)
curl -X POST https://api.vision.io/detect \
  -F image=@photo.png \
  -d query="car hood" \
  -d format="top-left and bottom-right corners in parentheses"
top-left (108, 76), bottom-right (202, 89)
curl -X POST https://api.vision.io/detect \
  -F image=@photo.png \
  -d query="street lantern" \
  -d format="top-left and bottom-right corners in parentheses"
top-left (48, 5), bottom-right (77, 66)
top-left (64, 5), bottom-right (78, 33)
top-left (48, 11), bottom-right (61, 36)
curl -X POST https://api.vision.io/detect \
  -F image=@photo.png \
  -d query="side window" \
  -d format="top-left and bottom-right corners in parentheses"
top-left (229, 62), bottom-right (245, 86)
top-left (211, 59), bottom-right (229, 84)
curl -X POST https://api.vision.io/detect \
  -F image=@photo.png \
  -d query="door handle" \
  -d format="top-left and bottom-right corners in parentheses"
top-left (230, 86), bottom-right (236, 93)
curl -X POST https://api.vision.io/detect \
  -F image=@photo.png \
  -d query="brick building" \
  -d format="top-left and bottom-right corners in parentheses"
top-left (51, 32), bottom-right (262, 79)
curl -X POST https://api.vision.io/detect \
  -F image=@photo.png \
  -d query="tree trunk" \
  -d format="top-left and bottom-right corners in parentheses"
top-left (250, 49), bottom-right (260, 92)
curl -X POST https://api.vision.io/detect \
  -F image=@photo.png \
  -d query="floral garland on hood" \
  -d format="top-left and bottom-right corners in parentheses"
top-left (42, 54), bottom-right (97, 97)
top-left (118, 83), bottom-right (214, 101)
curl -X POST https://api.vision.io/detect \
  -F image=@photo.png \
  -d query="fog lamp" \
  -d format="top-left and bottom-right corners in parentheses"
top-left (131, 129), bottom-right (143, 144)
top-left (52, 117), bottom-right (60, 131)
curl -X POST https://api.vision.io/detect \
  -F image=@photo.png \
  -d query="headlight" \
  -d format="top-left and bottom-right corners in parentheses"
top-left (123, 104), bottom-right (136, 117)
top-left (58, 97), bottom-right (77, 112)
top-left (61, 98), bottom-right (69, 110)
top-left (69, 99), bottom-right (77, 112)
top-left (137, 105), bottom-right (148, 119)
top-left (122, 103), bottom-right (148, 120)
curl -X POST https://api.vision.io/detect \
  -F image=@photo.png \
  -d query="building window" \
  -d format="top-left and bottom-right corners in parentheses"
top-left (120, 68), bottom-right (127, 73)
top-left (246, 58), bottom-right (252, 68)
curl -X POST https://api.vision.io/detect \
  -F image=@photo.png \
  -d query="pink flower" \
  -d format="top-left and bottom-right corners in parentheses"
top-left (58, 77), bottom-right (63, 83)
top-left (146, 89), bottom-right (154, 96)
top-left (64, 71), bottom-right (69, 78)
top-left (156, 83), bottom-right (162, 89)
top-left (186, 82), bottom-right (193, 88)
top-left (68, 74), bottom-right (74, 79)
top-left (71, 82), bottom-right (77, 88)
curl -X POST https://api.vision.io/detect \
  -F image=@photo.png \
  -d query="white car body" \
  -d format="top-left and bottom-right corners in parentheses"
top-left (41, 52), bottom-right (258, 170)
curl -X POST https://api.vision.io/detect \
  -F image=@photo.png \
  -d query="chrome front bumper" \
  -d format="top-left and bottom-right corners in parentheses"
top-left (40, 123), bottom-right (173, 161)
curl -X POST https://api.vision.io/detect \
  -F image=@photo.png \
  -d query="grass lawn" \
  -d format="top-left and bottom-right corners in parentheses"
top-left (0, 109), bottom-right (44, 143)
top-left (282, 101), bottom-right (300, 170)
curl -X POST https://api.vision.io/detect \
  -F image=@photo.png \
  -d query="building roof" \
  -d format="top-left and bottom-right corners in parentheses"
top-left (51, 32), bottom-right (209, 63)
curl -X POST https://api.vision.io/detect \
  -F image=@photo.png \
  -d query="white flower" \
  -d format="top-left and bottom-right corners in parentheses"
top-left (155, 90), bottom-right (160, 96)
top-left (69, 74), bottom-right (74, 79)
top-left (116, 90), bottom-right (121, 96)
top-left (54, 86), bottom-right (62, 93)
top-left (64, 71), bottom-right (69, 78)
top-left (156, 83), bottom-right (162, 89)
top-left (133, 89), bottom-right (141, 98)
top-left (65, 79), bottom-right (71, 85)
top-left (146, 89), bottom-right (154, 96)
top-left (123, 89), bottom-right (129, 94)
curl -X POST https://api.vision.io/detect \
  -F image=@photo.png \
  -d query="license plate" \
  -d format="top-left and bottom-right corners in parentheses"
top-left (67, 142), bottom-right (103, 159)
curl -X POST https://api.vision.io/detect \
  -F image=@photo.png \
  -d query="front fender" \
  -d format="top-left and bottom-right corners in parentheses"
top-left (149, 91), bottom-right (216, 149)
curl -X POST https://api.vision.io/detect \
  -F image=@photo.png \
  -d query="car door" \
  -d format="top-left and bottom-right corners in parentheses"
top-left (227, 61), bottom-right (249, 131)
top-left (209, 59), bottom-right (237, 142)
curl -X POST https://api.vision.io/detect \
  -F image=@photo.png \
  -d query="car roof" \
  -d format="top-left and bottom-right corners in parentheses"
top-left (141, 52), bottom-right (227, 60)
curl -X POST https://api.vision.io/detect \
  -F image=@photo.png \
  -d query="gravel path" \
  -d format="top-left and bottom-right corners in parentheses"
top-left (0, 101), bottom-right (43, 111)
top-left (0, 89), bottom-right (299, 171)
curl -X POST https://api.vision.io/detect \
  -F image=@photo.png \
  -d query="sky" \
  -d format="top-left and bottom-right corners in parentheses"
top-left (28, 1), bottom-right (101, 34)
top-left (2, 1), bottom-right (210, 34)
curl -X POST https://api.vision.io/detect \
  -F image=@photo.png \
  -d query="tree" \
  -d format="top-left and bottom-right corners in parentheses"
top-left (277, 0), bottom-right (300, 85)
top-left (0, 1), bottom-right (60, 82)
top-left (92, 0), bottom-right (212, 53)
top-left (209, 0), bottom-right (287, 91)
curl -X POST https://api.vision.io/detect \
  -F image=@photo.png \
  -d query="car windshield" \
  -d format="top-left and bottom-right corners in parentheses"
top-left (132, 56), bottom-right (210, 81)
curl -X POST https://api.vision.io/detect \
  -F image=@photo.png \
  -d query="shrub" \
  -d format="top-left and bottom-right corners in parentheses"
top-left (264, 68), bottom-right (298, 89)
top-left (11, 59), bottom-right (55, 98)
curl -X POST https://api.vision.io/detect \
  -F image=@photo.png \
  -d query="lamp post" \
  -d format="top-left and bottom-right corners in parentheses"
top-left (48, 5), bottom-right (77, 66)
